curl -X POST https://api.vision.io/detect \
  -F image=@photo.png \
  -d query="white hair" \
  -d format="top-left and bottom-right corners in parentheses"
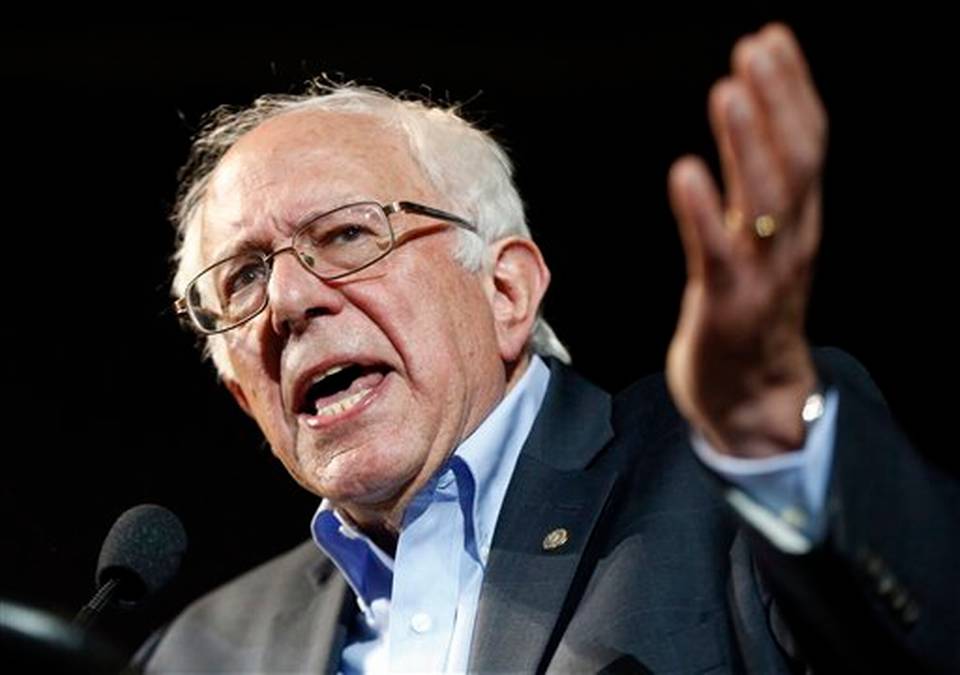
top-left (171, 82), bottom-right (571, 380)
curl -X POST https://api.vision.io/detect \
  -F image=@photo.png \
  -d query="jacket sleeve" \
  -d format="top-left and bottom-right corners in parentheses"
top-left (731, 347), bottom-right (959, 672)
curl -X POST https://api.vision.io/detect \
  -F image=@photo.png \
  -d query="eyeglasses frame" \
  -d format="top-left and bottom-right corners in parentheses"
top-left (173, 200), bottom-right (477, 335)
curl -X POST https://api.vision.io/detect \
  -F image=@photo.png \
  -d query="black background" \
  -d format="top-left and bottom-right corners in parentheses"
top-left (2, 9), bottom-right (954, 656)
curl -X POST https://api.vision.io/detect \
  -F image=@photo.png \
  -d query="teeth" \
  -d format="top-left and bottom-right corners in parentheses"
top-left (313, 363), bottom-right (349, 384)
top-left (314, 387), bottom-right (372, 417)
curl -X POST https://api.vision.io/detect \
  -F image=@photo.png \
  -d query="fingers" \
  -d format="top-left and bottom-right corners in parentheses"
top-left (711, 24), bottom-right (827, 235)
top-left (671, 24), bottom-right (826, 291)
top-left (668, 156), bottom-right (727, 282)
top-left (707, 77), bottom-right (747, 221)
top-left (711, 78), bottom-right (787, 226)
top-left (733, 25), bottom-right (828, 200)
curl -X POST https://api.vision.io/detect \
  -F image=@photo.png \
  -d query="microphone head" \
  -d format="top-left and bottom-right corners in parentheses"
top-left (95, 504), bottom-right (187, 606)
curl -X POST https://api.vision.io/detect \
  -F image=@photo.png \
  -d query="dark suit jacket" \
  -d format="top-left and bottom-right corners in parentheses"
top-left (143, 349), bottom-right (959, 673)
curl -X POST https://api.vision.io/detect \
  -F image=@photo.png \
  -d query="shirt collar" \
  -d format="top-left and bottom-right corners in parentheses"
top-left (452, 355), bottom-right (551, 563)
top-left (310, 355), bottom-right (551, 602)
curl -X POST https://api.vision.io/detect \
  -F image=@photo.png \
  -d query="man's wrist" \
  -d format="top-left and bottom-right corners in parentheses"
top-left (692, 385), bottom-right (839, 547)
top-left (696, 375), bottom-right (823, 459)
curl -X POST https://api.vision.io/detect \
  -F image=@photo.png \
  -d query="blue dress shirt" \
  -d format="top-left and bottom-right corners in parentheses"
top-left (312, 355), bottom-right (551, 673)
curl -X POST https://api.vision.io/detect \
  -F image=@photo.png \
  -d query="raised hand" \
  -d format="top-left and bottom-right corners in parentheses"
top-left (666, 24), bottom-right (827, 458)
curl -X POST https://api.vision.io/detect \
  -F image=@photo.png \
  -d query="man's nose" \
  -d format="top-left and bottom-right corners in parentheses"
top-left (266, 250), bottom-right (345, 337)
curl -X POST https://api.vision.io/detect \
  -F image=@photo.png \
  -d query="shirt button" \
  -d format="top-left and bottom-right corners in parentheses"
top-left (337, 525), bottom-right (358, 540)
top-left (411, 612), bottom-right (432, 634)
top-left (780, 507), bottom-right (808, 529)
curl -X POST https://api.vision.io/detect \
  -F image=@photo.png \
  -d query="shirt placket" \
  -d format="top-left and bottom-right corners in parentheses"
top-left (389, 471), bottom-right (463, 672)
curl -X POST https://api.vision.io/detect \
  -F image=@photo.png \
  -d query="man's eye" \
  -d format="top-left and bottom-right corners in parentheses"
top-left (224, 263), bottom-right (266, 297)
top-left (321, 224), bottom-right (372, 246)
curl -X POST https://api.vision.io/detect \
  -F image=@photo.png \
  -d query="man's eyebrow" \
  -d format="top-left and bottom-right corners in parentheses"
top-left (209, 195), bottom-right (373, 262)
top-left (211, 232), bottom-right (274, 263)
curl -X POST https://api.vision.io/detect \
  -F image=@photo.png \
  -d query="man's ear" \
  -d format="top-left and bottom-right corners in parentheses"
top-left (225, 379), bottom-right (254, 418)
top-left (486, 237), bottom-right (551, 363)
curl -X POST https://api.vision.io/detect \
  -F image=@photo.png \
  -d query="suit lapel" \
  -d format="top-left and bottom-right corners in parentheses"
top-left (469, 361), bottom-right (619, 673)
top-left (263, 556), bottom-right (353, 675)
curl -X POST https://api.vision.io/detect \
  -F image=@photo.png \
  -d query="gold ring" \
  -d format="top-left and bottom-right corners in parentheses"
top-left (753, 214), bottom-right (778, 238)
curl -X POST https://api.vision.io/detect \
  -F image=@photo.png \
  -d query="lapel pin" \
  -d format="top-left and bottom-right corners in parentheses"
top-left (542, 528), bottom-right (569, 551)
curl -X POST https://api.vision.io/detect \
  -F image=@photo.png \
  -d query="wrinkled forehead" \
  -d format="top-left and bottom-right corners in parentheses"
top-left (199, 109), bottom-right (442, 263)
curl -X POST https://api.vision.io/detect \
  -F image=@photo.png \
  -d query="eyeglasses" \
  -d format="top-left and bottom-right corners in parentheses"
top-left (174, 200), bottom-right (476, 335)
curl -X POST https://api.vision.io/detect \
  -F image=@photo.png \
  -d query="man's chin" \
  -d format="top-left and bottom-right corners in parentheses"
top-left (296, 449), bottom-right (418, 512)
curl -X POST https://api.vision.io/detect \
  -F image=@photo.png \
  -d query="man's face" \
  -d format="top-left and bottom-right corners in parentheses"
top-left (199, 110), bottom-right (509, 523)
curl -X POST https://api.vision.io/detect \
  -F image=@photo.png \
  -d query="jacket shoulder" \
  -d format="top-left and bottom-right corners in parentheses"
top-left (142, 540), bottom-right (338, 673)
top-left (183, 540), bottom-right (328, 622)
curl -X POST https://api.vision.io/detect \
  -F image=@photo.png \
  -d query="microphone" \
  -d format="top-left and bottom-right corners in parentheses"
top-left (74, 504), bottom-right (187, 629)
top-left (5, 505), bottom-right (187, 673)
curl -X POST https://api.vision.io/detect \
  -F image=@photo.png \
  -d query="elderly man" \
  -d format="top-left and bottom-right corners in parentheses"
top-left (142, 24), bottom-right (957, 673)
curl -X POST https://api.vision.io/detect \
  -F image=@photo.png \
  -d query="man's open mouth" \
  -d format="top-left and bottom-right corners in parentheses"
top-left (296, 363), bottom-right (391, 419)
